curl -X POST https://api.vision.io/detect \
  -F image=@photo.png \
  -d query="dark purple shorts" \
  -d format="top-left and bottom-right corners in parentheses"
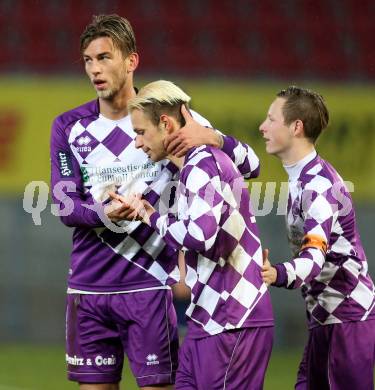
top-left (65, 289), bottom-right (178, 387)
top-left (295, 320), bottom-right (375, 390)
top-left (176, 326), bottom-right (274, 390)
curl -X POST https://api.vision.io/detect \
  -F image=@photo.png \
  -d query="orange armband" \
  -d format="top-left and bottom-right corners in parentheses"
top-left (300, 234), bottom-right (328, 255)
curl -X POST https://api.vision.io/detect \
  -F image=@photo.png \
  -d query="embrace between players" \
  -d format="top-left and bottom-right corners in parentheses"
top-left (50, 14), bottom-right (375, 390)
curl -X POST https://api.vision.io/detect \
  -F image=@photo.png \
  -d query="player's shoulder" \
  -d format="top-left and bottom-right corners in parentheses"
top-left (301, 156), bottom-right (344, 194)
top-left (183, 146), bottom-right (220, 176)
top-left (181, 146), bottom-right (219, 189)
top-left (53, 99), bottom-right (99, 130)
top-left (184, 145), bottom-right (236, 178)
top-left (185, 145), bottom-right (216, 167)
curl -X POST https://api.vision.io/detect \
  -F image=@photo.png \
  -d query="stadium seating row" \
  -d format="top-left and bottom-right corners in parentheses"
top-left (0, 0), bottom-right (374, 78)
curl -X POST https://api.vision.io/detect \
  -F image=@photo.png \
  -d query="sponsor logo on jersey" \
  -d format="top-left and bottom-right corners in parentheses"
top-left (146, 354), bottom-right (159, 365)
top-left (76, 136), bottom-right (92, 152)
top-left (80, 162), bottom-right (160, 186)
top-left (58, 151), bottom-right (74, 177)
top-left (77, 135), bottom-right (91, 146)
top-left (81, 167), bottom-right (90, 183)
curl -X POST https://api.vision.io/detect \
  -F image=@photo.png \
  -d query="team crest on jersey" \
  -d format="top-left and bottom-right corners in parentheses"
top-left (58, 150), bottom-right (74, 177)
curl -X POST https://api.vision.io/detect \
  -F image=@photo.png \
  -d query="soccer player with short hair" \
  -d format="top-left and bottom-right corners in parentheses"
top-left (122, 80), bottom-right (274, 390)
top-left (50, 14), bottom-right (263, 390)
top-left (260, 86), bottom-right (375, 389)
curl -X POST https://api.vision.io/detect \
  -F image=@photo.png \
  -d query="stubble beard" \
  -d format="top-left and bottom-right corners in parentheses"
top-left (96, 72), bottom-right (127, 100)
top-left (96, 86), bottom-right (117, 99)
top-left (97, 91), bottom-right (111, 99)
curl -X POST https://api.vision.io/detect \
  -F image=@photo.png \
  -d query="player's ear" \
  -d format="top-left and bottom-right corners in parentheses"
top-left (160, 114), bottom-right (176, 134)
top-left (293, 119), bottom-right (304, 137)
top-left (160, 114), bottom-right (171, 132)
top-left (126, 52), bottom-right (139, 73)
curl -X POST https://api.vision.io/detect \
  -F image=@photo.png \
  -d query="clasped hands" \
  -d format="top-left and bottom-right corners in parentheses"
top-left (104, 191), bottom-right (155, 225)
top-left (105, 191), bottom-right (279, 285)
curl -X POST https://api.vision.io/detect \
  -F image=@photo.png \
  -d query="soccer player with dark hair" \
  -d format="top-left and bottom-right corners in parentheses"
top-left (50, 14), bottom-right (262, 390)
top-left (120, 80), bottom-right (274, 390)
top-left (260, 86), bottom-right (375, 389)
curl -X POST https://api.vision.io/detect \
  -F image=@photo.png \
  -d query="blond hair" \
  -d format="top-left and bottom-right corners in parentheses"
top-left (128, 80), bottom-right (191, 125)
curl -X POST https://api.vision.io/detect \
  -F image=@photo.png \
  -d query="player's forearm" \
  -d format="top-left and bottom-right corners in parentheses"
top-left (271, 263), bottom-right (289, 287)
top-left (205, 128), bottom-right (223, 148)
top-left (60, 209), bottom-right (104, 228)
top-left (149, 212), bottom-right (185, 250)
top-left (274, 248), bottom-right (325, 289)
top-left (150, 211), bottom-right (218, 252)
top-left (54, 196), bottom-right (104, 228)
top-left (50, 169), bottom-right (104, 228)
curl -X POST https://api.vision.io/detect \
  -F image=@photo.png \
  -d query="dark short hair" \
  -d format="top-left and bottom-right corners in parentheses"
top-left (277, 86), bottom-right (329, 143)
top-left (80, 14), bottom-right (136, 57)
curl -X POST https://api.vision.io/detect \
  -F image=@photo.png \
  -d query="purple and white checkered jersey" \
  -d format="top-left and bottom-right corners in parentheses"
top-left (274, 151), bottom-right (375, 328)
top-left (149, 145), bottom-right (274, 338)
top-left (50, 99), bottom-right (260, 293)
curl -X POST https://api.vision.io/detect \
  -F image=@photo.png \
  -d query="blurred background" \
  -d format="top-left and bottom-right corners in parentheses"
top-left (0, 0), bottom-right (374, 388)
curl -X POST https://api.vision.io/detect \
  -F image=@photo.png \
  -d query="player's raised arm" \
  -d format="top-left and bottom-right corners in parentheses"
top-left (219, 131), bottom-right (260, 179)
top-left (164, 105), bottom-right (260, 179)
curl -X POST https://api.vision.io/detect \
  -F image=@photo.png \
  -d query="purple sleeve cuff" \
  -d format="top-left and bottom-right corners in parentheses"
top-left (250, 164), bottom-right (260, 179)
top-left (273, 263), bottom-right (288, 287)
top-left (220, 134), bottom-right (236, 154)
top-left (149, 211), bottom-right (161, 229)
top-left (59, 199), bottom-right (104, 228)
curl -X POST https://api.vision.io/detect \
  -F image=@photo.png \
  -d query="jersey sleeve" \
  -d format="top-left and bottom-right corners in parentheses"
top-left (274, 186), bottom-right (337, 289)
top-left (50, 116), bottom-right (104, 228)
top-left (190, 110), bottom-right (260, 179)
top-left (149, 153), bottom-right (224, 252)
top-left (220, 133), bottom-right (260, 179)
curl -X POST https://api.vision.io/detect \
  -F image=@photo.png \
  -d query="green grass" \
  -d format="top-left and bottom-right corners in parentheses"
top-left (0, 344), bottom-right (301, 389)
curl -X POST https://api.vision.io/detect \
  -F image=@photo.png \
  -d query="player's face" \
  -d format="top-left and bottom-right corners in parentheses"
top-left (131, 109), bottom-right (167, 162)
top-left (259, 97), bottom-right (294, 158)
top-left (83, 37), bottom-right (131, 99)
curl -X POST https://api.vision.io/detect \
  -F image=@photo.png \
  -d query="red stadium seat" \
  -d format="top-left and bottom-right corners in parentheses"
top-left (0, 0), bottom-right (372, 79)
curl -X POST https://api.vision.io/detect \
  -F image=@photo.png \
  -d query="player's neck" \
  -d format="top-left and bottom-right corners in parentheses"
top-left (279, 142), bottom-right (315, 166)
top-left (99, 84), bottom-right (137, 120)
top-left (167, 154), bottom-right (184, 169)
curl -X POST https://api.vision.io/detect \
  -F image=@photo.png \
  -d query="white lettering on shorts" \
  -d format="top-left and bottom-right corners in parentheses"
top-left (94, 355), bottom-right (117, 366)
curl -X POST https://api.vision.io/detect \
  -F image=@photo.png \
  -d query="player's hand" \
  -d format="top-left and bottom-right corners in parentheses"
top-left (125, 195), bottom-right (155, 225)
top-left (105, 191), bottom-right (139, 222)
top-left (107, 192), bottom-right (156, 225)
top-left (126, 194), bottom-right (153, 224)
top-left (140, 199), bottom-right (156, 225)
top-left (261, 248), bottom-right (277, 286)
top-left (126, 193), bottom-right (150, 223)
top-left (164, 105), bottom-right (222, 157)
